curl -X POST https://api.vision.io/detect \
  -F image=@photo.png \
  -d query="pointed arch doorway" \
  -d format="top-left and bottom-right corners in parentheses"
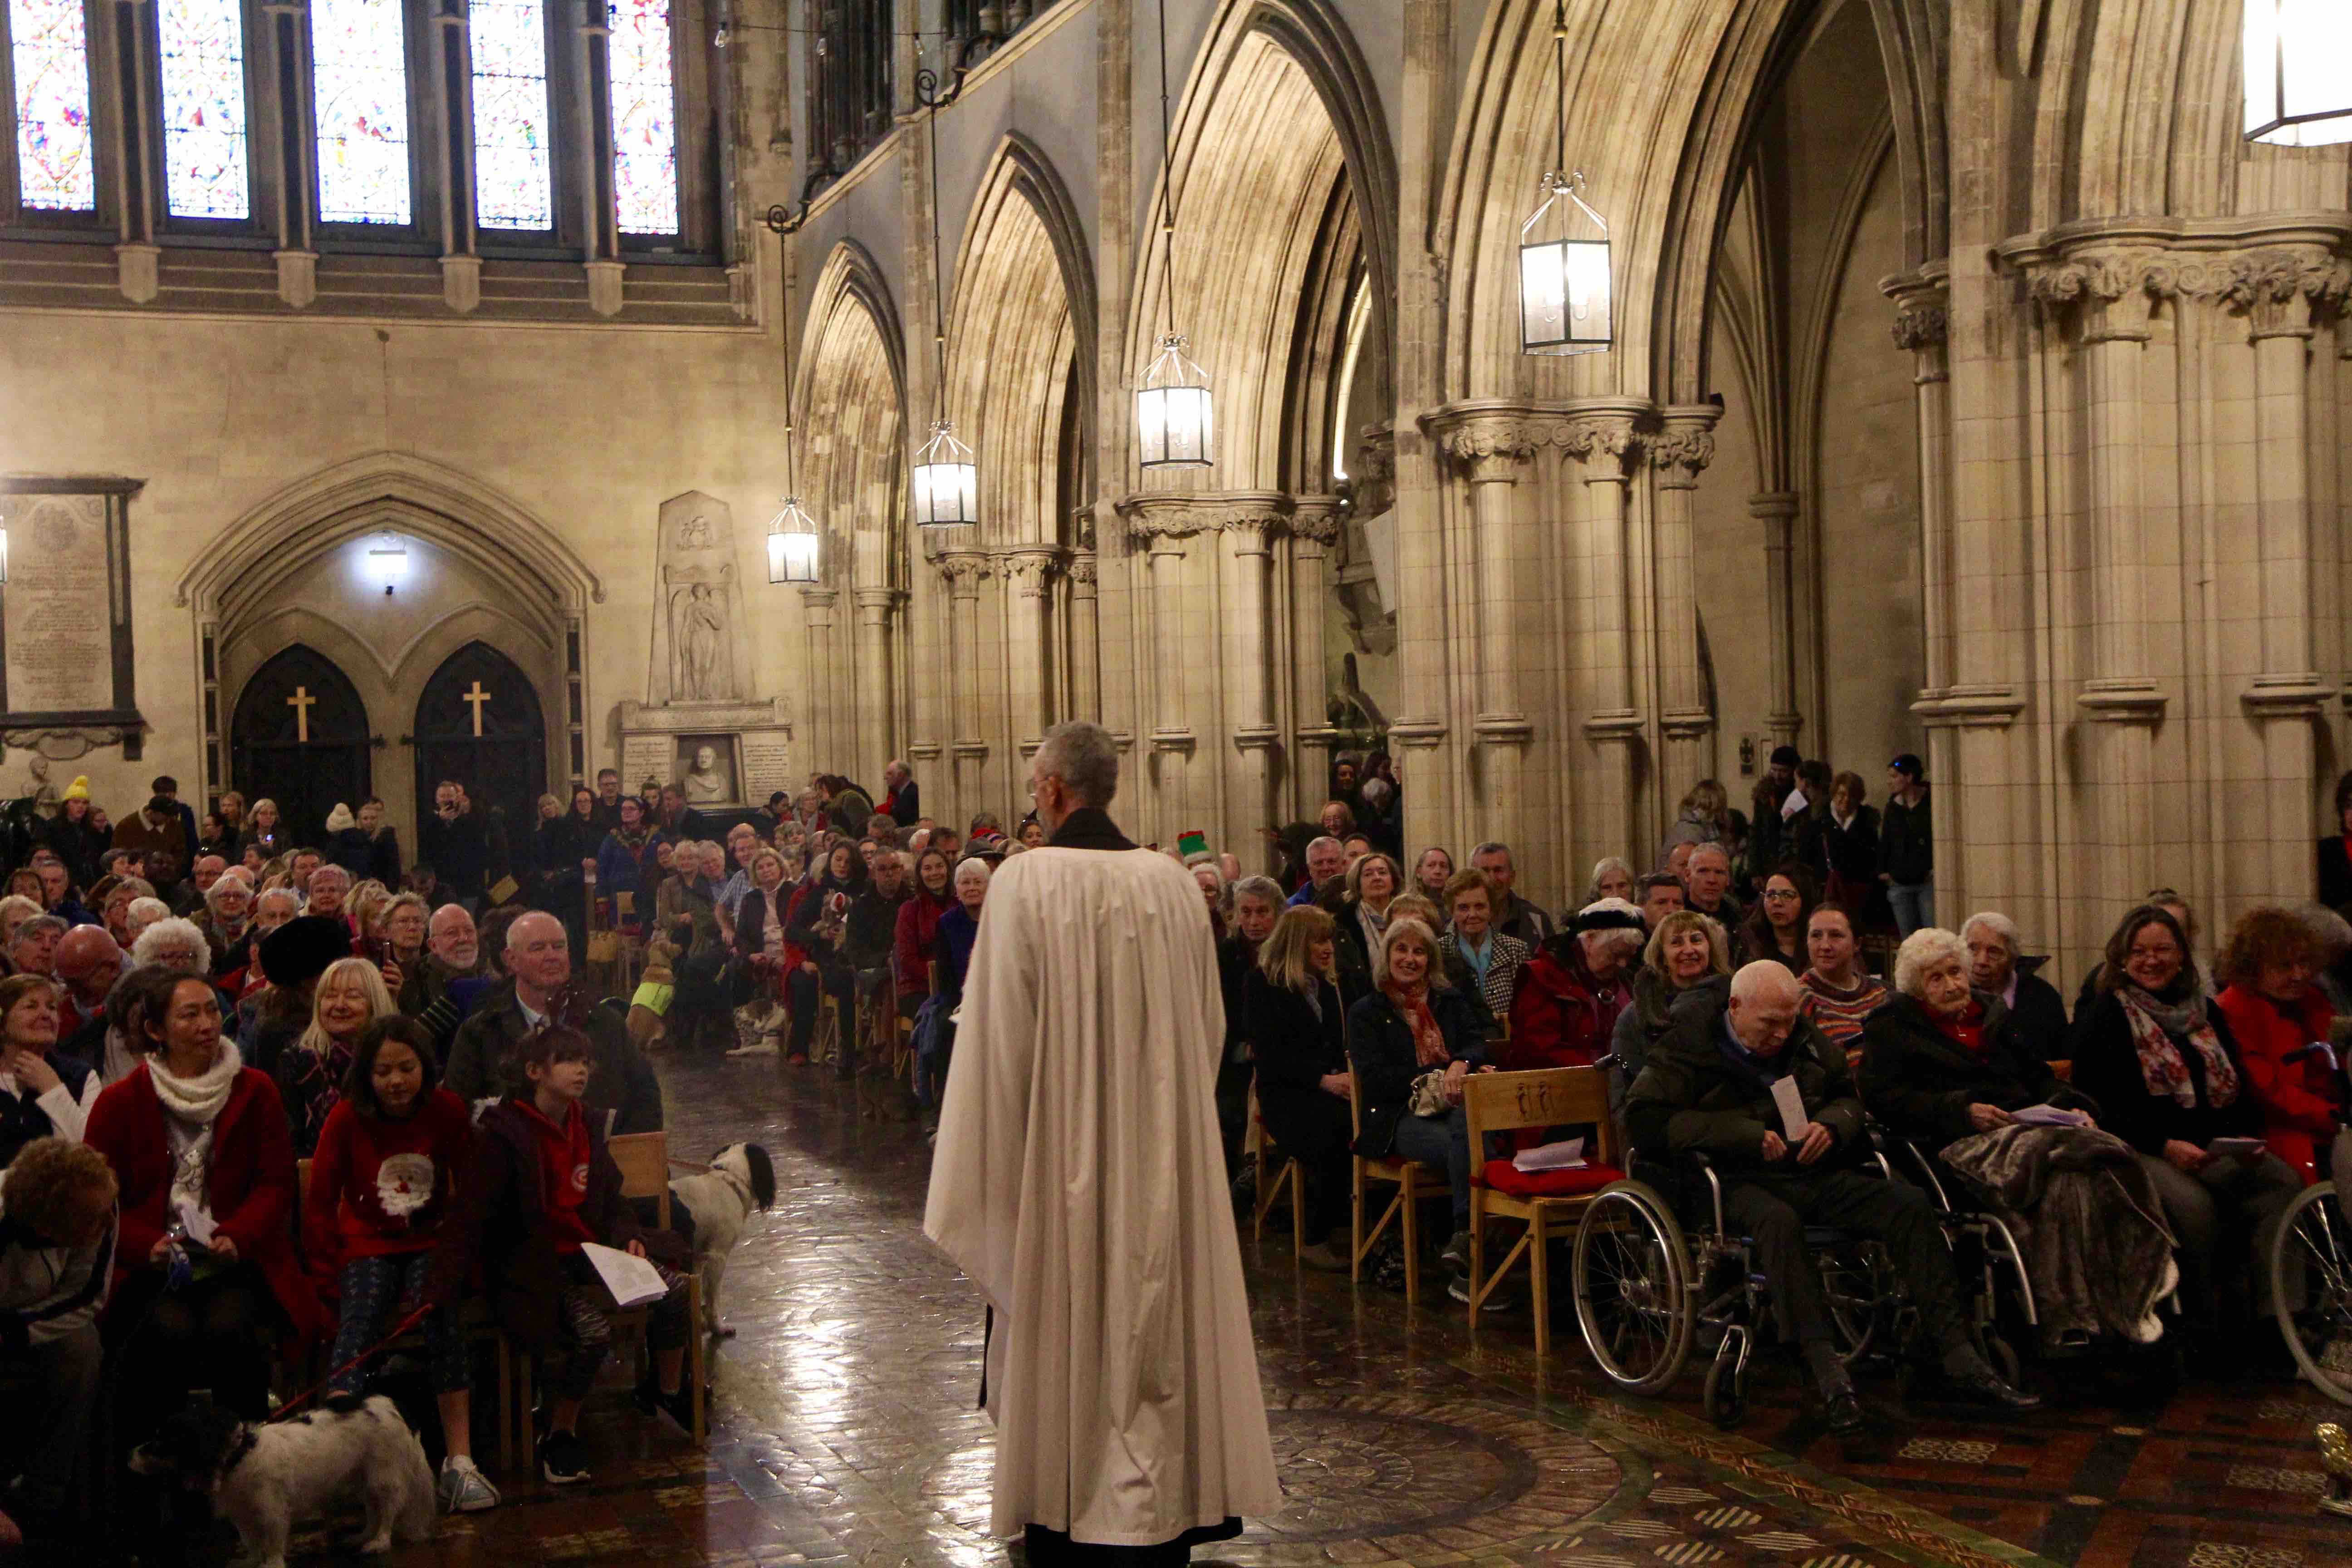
top-left (230, 646), bottom-right (374, 847)
top-left (412, 643), bottom-right (549, 845)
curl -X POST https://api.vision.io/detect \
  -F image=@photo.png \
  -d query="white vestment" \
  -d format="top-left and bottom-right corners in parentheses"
top-left (923, 843), bottom-right (1281, 1544)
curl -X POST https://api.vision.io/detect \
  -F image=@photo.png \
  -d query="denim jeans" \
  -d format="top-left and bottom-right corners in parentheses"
top-left (1887, 880), bottom-right (1935, 936)
top-left (1388, 1103), bottom-right (1472, 1228)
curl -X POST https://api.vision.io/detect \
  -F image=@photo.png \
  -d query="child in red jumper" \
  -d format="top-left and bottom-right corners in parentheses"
top-left (430, 1024), bottom-right (692, 1486)
top-left (305, 1015), bottom-right (496, 1513)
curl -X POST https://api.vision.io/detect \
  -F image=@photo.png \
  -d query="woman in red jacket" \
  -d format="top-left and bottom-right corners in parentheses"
top-left (2215, 906), bottom-right (2342, 1185)
top-left (894, 848), bottom-right (955, 1014)
top-left (84, 967), bottom-right (325, 1436)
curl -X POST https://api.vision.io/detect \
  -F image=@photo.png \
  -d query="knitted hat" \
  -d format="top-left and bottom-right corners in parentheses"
top-left (60, 776), bottom-right (89, 802)
top-left (324, 803), bottom-right (356, 833)
top-left (258, 915), bottom-right (353, 989)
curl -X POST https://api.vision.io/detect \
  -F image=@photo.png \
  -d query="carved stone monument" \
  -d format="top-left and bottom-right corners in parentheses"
top-left (0, 479), bottom-right (148, 759)
top-left (616, 490), bottom-right (791, 811)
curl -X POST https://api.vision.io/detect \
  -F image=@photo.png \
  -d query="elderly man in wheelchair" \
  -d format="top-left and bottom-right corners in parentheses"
top-left (1618, 962), bottom-right (2042, 1436)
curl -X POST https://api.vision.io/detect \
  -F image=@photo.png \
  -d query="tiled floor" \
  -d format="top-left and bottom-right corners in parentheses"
top-left (348, 1051), bottom-right (2352, 1568)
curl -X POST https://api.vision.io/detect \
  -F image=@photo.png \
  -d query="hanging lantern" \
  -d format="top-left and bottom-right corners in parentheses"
top-left (911, 419), bottom-right (978, 528)
top-left (366, 530), bottom-right (407, 596)
top-left (766, 496), bottom-right (820, 583)
top-left (1519, 170), bottom-right (1612, 356)
top-left (1137, 333), bottom-right (1214, 469)
top-left (2244, 1), bottom-right (2352, 145)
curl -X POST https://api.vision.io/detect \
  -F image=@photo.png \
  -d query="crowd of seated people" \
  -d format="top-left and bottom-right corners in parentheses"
top-left (7, 746), bottom-right (2352, 1550)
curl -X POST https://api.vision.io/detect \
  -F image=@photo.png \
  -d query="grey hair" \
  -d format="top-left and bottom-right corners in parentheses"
top-left (306, 863), bottom-right (352, 890)
top-left (1960, 911), bottom-right (2020, 956)
top-left (8, 913), bottom-right (65, 949)
top-left (1470, 841), bottom-right (1513, 864)
top-left (1585, 856), bottom-right (1637, 902)
top-left (205, 872), bottom-right (253, 910)
top-left (1893, 927), bottom-right (1970, 999)
top-left (1307, 835), bottom-right (1343, 858)
top-left (1035, 720), bottom-right (1120, 808)
top-left (2303, 902), bottom-right (2352, 964)
top-left (1359, 776), bottom-right (1393, 810)
top-left (953, 857), bottom-right (993, 890)
top-left (256, 887), bottom-right (299, 917)
top-left (131, 916), bottom-right (212, 975)
top-left (1232, 875), bottom-right (1284, 908)
top-left (1687, 842), bottom-right (1732, 870)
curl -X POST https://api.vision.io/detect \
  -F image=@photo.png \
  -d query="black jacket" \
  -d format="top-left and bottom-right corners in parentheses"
top-left (1819, 805), bottom-right (1880, 891)
top-left (886, 779), bottom-right (921, 828)
top-left (1047, 806), bottom-right (1136, 852)
top-left (1242, 969), bottom-right (1347, 1113)
top-left (1344, 986), bottom-right (1490, 1159)
top-left (2005, 960), bottom-right (2072, 1061)
top-left (2070, 988), bottom-right (2262, 1157)
top-left (1217, 933), bottom-right (1260, 1068)
top-left (420, 809), bottom-right (488, 896)
top-left (1624, 988), bottom-right (1866, 1172)
top-left (1878, 788), bottom-right (1933, 885)
top-left (843, 883), bottom-right (908, 974)
top-left (442, 994), bottom-right (664, 1135)
top-left (0, 1051), bottom-right (93, 1169)
top-left (2322, 836), bottom-right (2352, 914)
top-left (1859, 990), bottom-right (2092, 1148)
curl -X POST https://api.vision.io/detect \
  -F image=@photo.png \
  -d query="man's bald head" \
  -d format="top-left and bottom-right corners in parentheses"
top-left (505, 911), bottom-right (571, 1003)
top-left (427, 903), bottom-right (478, 972)
top-left (55, 926), bottom-right (125, 1003)
top-left (1726, 960), bottom-right (1803, 1058)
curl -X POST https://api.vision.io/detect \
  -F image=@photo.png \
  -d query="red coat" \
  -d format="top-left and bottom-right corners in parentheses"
top-left (894, 892), bottom-right (950, 1000)
top-left (2216, 983), bottom-right (2341, 1183)
top-left (84, 1061), bottom-right (327, 1345)
top-left (1505, 943), bottom-right (1631, 1072)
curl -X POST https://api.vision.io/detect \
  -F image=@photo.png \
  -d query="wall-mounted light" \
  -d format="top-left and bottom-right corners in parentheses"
top-left (2244, 0), bottom-right (2352, 146)
top-left (367, 530), bottom-right (407, 595)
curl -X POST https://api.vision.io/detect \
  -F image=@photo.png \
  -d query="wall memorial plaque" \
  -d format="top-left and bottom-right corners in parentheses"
top-left (740, 732), bottom-right (793, 803)
top-left (0, 479), bottom-right (147, 756)
top-left (620, 732), bottom-right (674, 793)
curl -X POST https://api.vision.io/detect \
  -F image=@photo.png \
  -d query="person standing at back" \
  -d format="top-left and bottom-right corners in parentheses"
top-left (925, 722), bottom-right (1279, 1566)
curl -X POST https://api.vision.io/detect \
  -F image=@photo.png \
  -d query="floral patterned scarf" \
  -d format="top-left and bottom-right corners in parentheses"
top-left (2118, 982), bottom-right (2238, 1109)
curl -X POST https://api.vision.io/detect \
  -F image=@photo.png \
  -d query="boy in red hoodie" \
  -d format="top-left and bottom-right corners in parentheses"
top-left (429, 1023), bottom-right (692, 1485)
top-left (304, 1015), bottom-right (495, 1512)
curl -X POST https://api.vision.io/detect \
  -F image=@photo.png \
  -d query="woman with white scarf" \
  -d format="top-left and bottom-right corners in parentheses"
top-left (86, 968), bottom-right (323, 1436)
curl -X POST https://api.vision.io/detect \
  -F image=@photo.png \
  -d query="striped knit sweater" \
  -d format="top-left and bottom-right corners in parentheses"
top-left (1798, 970), bottom-right (1889, 1066)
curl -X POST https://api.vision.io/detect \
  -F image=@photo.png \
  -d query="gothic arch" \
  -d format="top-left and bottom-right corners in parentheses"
top-left (942, 134), bottom-right (1095, 548)
top-left (799, 241), bottom-right (910, 589)
top-left (1127, 1), bottom-right (1395, 491)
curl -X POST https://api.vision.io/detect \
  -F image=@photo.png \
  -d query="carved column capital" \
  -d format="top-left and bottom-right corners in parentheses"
top-left (1289, 497), bottom-right (1343, 551)
top-left (1561, 416), bottom-right (1646, 476)
top-left (937, 552), bottom-right (991, 598)
top-left (1890, 298), bottom-right (1948, 352)
top-left (2239, 248), bottom-right (2352, 341)
top-left (2028, 250), bottom-right (2158, 343)
top-left (999, 548), bottom-right (1064, 598)
top-left (1438, 416), bottom-right (1542, 480)
top-left (1649, 406), bottom-right (1721, 491)
top-left (851, 586), bottom-right (905, 615)
top-left (1065, 553), bottom-right (1098, 589)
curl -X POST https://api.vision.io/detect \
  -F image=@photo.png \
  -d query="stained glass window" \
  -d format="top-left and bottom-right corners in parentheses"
top-left (607, 0), bottom-right (677, 234)
top-left (311, 0), bottom-right (411, 224)
top-left (158, 0), bottom-right (250, 218)
top-left (470, 0), bottom-right (550, 229)
top-left (9, 0), bottom-right (97, 210)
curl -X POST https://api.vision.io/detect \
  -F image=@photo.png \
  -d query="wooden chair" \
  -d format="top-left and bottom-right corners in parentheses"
top-left (1348, 1073), bottom-right (1437, 1305)
top-left (1461, 1066), bottom-right (1624, 1353)
top-left (1248, 1081), bottom-right (1304, 1258)
top-left (606, 1132), bottom-right (708, 1446)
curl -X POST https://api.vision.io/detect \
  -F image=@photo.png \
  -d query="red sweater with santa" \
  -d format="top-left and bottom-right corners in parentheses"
top-left (304, 1087), bottom-right (476, 1281)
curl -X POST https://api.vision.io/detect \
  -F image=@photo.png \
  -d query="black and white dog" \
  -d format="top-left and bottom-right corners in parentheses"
top-left (129, 1393), bottom-right (436, 1568)
top-left (668, 1142), bottom-right (776, 1336)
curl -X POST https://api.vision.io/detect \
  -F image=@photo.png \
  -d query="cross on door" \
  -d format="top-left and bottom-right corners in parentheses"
top-left (286, 686), bottom-right (315, 744)
top-left (462, 680), bottom-right (492, 738)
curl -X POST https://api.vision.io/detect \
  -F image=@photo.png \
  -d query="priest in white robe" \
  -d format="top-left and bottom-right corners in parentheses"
top-left (924, 720), bottom-right (1281, 1564)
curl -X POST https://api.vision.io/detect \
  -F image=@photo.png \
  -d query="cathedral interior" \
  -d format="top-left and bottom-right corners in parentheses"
top-left (3, 0), bottom-right (2352, 1565)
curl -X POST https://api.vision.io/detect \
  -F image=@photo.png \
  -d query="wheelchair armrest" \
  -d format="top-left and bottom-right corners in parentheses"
top-left (1867, 1122), bottom-right (1955, 1210)
top-left (1679, 1150), bottom-right (1726, 1239)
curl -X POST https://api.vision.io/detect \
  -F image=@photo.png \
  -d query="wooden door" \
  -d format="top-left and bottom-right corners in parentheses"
top-left (230, 646), bottom-right (373, 848)
top-left (412, 642), bottom-right (548, 855)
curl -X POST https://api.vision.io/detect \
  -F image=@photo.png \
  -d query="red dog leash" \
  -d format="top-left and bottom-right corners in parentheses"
top-left (266, 1301), bottom-right (436, 1424)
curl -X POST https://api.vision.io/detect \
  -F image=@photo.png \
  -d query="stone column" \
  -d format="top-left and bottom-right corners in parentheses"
top-left (1567, 413), bottom-right (1647, 858)
top-left (1439, 417), bottom-right (1540, 856)
top-left (1287, 498), bottom-right (1342, 821)
top-left (109, 0), bottom-right (160, 300)
top-left (852, 587), bottom-right (902, 789)
top-left (940, 553), bottom-right (993, 813)
top-left (798, 587), bottom-right (838, 771)
top-left (1221, 513), bottom-right (1284, 837)
top-left (1001, 549), bottom-right (1063, 748)
top-left (431, 0), bottom-right (481, 311)
top-left (1748, 491), bottom-right (1803, 751)
top-left (1115, 502), bottom-right (1200, 837)
top-left (1651, 407), bottom-right (1720, 794)
top-left (1067, 552), bottom-right (1101, 721)
top-left (261, 0), bottom-right (318, 306)
top-left (573, 0), bottom-right (623, 314)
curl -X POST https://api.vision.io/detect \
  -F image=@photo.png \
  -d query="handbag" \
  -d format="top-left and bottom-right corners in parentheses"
top-left (1407, 1069), bottom-right (1451, 1117)
top-left (586, 930), bottom-right (622, 964)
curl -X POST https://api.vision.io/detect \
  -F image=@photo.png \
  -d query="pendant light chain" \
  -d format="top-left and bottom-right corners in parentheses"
top-left (1135, 0), bottom-right (1215, 469)
top-left (1157, 0), bottom-right (1178, 344)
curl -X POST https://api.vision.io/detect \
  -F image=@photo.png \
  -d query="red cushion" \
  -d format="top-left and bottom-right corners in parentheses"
top-left (1478, 1158), bottom-right (1623, 1198)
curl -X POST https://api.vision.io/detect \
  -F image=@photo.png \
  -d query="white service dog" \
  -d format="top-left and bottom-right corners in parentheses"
top-left (129, 1393), bottom-right (436, 1568)
top-left (668, 1142), bottom-right (775, 1335)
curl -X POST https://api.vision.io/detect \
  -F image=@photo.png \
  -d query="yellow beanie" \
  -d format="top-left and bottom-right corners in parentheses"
top-left (60, 776), bottom-right (89, 802)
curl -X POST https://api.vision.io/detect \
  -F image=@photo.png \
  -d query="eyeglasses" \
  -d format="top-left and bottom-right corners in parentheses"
top-left (1761, 888), bottom-right (1801, 902)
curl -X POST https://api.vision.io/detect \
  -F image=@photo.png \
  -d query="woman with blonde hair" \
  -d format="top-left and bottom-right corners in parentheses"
top-left (1243, 906), bottom-right (1352, 1270)
top-left (1609, 909), bottom-right (1733, 1105)
top-left (239, 797), bottom-right (285, 860)
top-left (1345, 916), bottom-right (1494, 1286)
top-left (1332, 852), bottom-right (1404, 1002)
top-left (273, 955), bottom-right (394, 1156)
top-left (1660, 779), bottom-right (1731, 863)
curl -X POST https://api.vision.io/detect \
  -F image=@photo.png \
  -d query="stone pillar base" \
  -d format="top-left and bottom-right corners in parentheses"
top-left (585, 259), bottom-right (626, 316)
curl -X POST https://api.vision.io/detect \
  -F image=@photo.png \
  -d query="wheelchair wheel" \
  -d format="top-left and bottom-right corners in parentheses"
top-left (2271, 1181), bottom-right (2352, 1406)
top-left (1573, 1182), bottom-right (1695, 1396)
top-left (1702, 1350), bottom-right (1745, 1429)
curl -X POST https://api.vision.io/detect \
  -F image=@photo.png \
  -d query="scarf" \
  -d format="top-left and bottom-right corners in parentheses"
top-left (516, 1096), bottom-right (596, 1252)
top-left (1931, 997), bottom-right (1989, 1060)
top-left (2118, 983), bottom-right (2238, 1109)
top-left (149, 1040), bottom-right (242, 1220)
top-left (1384, 979), bottom-right (1450, 1068)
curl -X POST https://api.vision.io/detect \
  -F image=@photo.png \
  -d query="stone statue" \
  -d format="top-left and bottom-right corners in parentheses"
top-left (675, 578), bottom-right (729, 700)
top-left (21, 756), bottom-right (55, 818)
top-left (682, 742), bottom-right (733, 805)
top-left (647, 493), bottom-right (755, 706)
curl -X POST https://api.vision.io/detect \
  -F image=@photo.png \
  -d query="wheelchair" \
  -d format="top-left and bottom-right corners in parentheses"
top-left (1571, 1136), bottom-right (2024, 1428)
top-left (2271, 1131), bottom-right (2352, 1405)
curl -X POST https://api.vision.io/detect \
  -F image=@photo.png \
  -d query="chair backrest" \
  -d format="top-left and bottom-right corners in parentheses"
top-left (1463, 1066), bottom-right (1617, 1168)
top-left (607, 1130), bottom-right (670, 1228)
